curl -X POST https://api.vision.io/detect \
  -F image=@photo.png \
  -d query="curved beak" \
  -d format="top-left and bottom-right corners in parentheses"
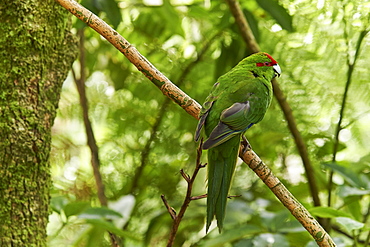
top-left (273, 64), bottom-right (281, 77)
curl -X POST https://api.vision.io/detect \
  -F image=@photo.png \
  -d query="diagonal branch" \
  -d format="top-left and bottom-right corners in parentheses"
top-left (239, 147), bottom-right (334, 246)
top-left (56, 0), bottom-right (200, 118)
top-left (73, 28), bottom-right (108, 208)
top-left (55, 0), bottom-right (335, 245)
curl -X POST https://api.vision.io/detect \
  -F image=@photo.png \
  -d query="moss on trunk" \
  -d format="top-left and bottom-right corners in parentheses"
top-left (0, 0), bottom-right (77, 245)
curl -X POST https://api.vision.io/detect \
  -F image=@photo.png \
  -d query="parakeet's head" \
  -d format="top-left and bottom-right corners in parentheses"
top-left (240, 52), bottom-right (281, 79)
top-left (257, 52), bottom-right (281, 78)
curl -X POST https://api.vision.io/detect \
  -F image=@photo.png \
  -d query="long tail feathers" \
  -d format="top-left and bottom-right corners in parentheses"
top-left (206, 136), bottom-right (240, 232)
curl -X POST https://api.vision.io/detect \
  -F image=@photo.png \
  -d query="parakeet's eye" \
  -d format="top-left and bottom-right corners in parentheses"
top-left (256, 61), bottom-right (274, 67)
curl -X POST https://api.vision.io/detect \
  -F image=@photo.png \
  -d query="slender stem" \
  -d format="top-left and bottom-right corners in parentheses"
top-left (73, 28), bottom-right (120, 247)
top-left (360, 196), bottom-right (370, 246)
top-left (364, 230), bottom-right (370, 247)
top-left (225, 0), bottom-right (260, 52)
top-left (363, 202), bottom-right (370, 246)
top-left (328, 28), bottom-right (368, 208)
top-left (327, 21), bottom-right (369, 238)
top-left (161, 195), bottom-right (176, 220)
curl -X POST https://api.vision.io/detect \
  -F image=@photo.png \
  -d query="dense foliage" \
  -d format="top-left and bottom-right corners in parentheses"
top-left (48, 0), bottom-right (370, 246)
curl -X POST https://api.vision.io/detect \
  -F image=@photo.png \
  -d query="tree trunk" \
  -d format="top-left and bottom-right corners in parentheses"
top-left (0, 1), bottom-right (77, 245)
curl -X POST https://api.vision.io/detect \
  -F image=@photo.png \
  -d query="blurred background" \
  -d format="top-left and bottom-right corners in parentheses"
top-left (48, 0), bottom-right (370, 246)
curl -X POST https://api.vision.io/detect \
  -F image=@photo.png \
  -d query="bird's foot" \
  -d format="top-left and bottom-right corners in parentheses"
top-left (241, 136), bottom-right (252, 154)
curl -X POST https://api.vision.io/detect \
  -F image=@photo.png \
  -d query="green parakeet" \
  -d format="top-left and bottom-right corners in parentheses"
top-left (195, 52), bottom-right (281, 232)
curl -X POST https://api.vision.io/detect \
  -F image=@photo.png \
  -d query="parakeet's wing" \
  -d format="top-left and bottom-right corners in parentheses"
top-left (194, 101), bottom-right (213, 142)
top-left (203, 92), bottom-right (266, 150)
top-left (194, 83), bottom-right (220, 141)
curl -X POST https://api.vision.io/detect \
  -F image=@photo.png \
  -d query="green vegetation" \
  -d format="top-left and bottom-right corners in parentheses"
top-left (48, 0), bottom-right (370, 246)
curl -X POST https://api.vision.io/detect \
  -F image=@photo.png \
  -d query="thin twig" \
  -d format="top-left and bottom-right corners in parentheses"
top-left (227, 195), bottom-right (241, 199)
top-left (361, 200), bottom-right (370, 246)
top-left (327, 17), bottom-right (368, 234)
top-left (180, 169), bottom-right (191, 183)
top-left (73, 28), bottom-right (108, 207)
top-left (72, 28), bottom-right (120, 247)
top-left (56, 0), bottom-right (335, 245)
top-left (126, 32), bottom-right (220, 229)
top-left (190, 194), bottom-right (207, 200)
top-left (163, 140), bottom-right (206, 247)
top-left (328, 27), bottom-right (369, 208)
top-left (331, 225), bottom-right (368, 245)
top-left (161, 195), bottom-right (176, 220)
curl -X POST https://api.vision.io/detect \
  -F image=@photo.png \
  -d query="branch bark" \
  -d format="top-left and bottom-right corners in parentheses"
top-left (55, 0), bottom-right (336, 245)
top-left (239, 147), bottom-right (334, 246)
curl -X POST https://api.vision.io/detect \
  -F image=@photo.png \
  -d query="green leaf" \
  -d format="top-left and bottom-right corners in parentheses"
top-left (256, 0), bottom-right (294, 32)
top-left (85, 226), bottom-right (105, 247)
top-left (50, 196), bottom-right (69, 214)
top-left (198, 225), bottom-right (262, 246)
top-left (85, 218), bottom-right (142, 241)
top-left (64, 201), bottom-right (91, 218)
top-left (160, 0), bottom-right (184, 37)
top-left (336, 217), bottom-right (365, 232)
top-left (285, 231), bottom-right (313, 247)
top-left (317, 140), bottom-right (346, 158)
top-left (253, 233), bottom-right (289, 247)
top-left (338, 185), bottom-right (370, 197)
top-left (215, 38), bottom-right (246, 79)
top-left (80, 0), bottom-right (122, 29)
top-left (343, 196), bottom-right (362, 221)
top-left (97, 0), bottom-right (122, 29)
top-left (243, 9), bottom-right (260, 42)
top-left (323, 162), bottom-right (366, 188)
top-left (133, 11), bottom-right (166, 39)
top-left (145, 212), bottom-right (172, 245)
top-left (78, 207), bottom-right (123, 220)
top-left (309, 207), bottom-right (351, 218)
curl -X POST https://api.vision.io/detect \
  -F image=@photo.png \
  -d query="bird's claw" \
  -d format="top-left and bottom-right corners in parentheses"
top-left (241, 136), bottom-right (252, 154)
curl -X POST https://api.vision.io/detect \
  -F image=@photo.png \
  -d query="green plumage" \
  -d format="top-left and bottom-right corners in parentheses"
top-left (195, 52), bottom-right (281, 232)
